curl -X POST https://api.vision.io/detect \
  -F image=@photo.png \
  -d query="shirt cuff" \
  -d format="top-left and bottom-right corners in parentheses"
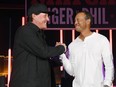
top-left (104, 80), bottom-right (112, 87)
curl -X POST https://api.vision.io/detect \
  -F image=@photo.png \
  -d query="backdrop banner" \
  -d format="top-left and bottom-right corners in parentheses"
top-left (37, 0), bottom-right (116, 29)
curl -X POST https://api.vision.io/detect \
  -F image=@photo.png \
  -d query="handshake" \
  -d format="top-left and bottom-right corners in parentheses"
top-left (55, 42), bottom-right (67, 52)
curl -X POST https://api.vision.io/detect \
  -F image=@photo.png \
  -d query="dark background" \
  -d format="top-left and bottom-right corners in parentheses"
top-left (0, 0), bottom-right (115, 86)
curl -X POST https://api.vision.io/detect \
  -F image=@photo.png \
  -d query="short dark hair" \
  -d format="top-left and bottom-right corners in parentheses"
top-left (76, 11), bottom-right (93, 25)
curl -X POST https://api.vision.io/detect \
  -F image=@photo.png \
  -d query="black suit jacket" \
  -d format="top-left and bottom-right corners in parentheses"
top-left (9, 22), bottom-right (65, 87)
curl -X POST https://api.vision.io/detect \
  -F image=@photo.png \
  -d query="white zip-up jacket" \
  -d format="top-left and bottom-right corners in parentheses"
top-left (60, 32), bottom-right (114, 87)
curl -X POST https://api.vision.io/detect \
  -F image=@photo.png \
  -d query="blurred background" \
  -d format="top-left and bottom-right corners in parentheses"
top-left (0, 0), bottom-right (116, 87)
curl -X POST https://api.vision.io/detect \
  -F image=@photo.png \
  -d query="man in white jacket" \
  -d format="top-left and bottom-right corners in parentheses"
top-left (60, 11), bottom-right (114, 87)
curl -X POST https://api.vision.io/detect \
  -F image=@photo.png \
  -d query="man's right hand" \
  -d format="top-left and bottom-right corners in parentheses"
top-left (55, 42), bottom-right (67, 52)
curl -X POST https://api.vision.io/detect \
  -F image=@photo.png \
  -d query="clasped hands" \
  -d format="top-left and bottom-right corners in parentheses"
top-left (55, 42), bottom-right (67, 52)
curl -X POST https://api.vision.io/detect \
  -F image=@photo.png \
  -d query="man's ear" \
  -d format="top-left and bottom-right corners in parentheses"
top-left (32, 13), bottom-right (36, 19)
top-left (86, 19), bottom-right (91, 25)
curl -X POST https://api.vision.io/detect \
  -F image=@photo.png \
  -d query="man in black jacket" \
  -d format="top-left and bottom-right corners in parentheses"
top-left (9, 3), bottom-right (66, 87)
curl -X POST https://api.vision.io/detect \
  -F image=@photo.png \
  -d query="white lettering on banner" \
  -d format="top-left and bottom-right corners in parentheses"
top-left (48, 7), bottom-right (109, 25)
top-left (82, 8), bottom-right (109, 24)
top-left (48, 7), bottom-right (73, 25)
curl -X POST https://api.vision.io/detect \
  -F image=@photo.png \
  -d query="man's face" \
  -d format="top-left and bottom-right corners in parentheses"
top-left (74, 13), bottom-right (88, 32)
top-left (32, 13), bottom-right (49, 29)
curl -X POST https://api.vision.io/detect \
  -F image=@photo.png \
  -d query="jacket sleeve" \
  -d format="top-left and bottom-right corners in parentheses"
top-left (101, 37), bottom-right (114, 86)
top-left (16, 28), bottom-right (65, 59)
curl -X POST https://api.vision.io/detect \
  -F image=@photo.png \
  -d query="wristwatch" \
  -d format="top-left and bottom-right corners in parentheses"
top-left (104, 85), bottom-right (109, 87)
